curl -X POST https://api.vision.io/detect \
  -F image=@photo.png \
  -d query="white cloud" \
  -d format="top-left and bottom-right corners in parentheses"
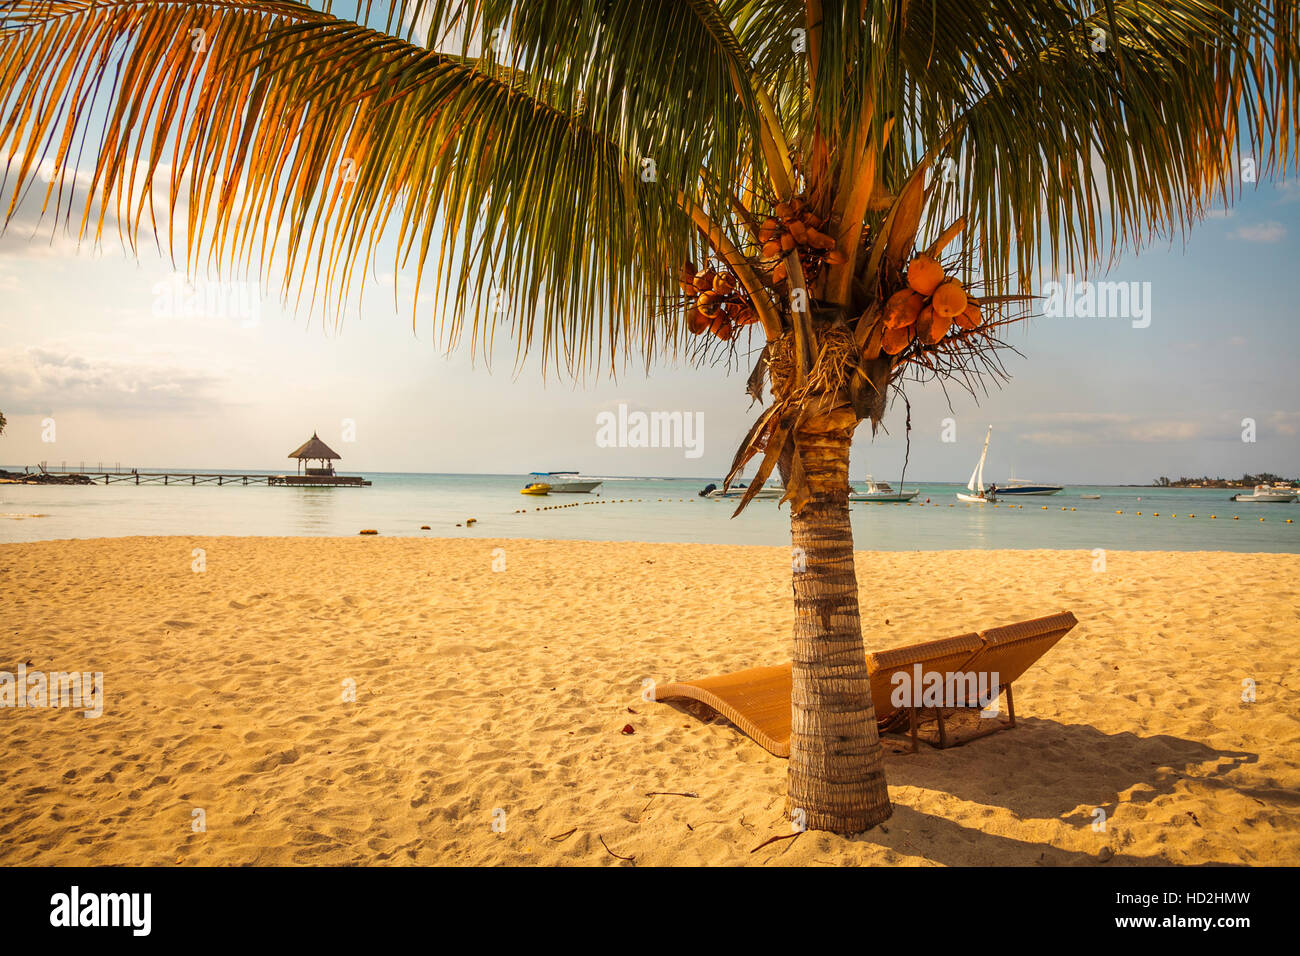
top-left (1016, 412), bottom-right (1204, 445)
top-left (0, 345), bottom-right (229, 415)
top-left (1274, 180), bottom-right (1300, 203)
top-left (1228, 220), bottom-right (1286, 242)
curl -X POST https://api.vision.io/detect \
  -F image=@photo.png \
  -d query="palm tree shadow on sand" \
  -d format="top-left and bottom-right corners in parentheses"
top-left (844, 803), bottom-right (1243, 867)
top-left (883, 716), bottom-right (1256, 816)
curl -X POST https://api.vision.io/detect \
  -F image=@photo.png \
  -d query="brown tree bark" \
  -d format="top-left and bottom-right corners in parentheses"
top-left (786, 414), bottom-right (892, 833)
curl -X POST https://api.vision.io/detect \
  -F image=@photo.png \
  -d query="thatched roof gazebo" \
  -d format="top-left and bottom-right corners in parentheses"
top-left (288, 432), bottom-right (342, 476)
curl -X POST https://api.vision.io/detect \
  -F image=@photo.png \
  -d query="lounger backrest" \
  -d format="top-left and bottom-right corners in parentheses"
top-left (865, 632), bottom-right (985, 723)
top-left (966, 611), bottom-right (1079, 686)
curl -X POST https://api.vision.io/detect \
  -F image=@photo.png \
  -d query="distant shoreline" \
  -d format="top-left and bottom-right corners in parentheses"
top-left (3, 465), bottom-right (1297, 488)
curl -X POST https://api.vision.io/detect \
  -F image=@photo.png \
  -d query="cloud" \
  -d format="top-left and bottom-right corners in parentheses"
top-left (0, 345), bottom-right (228, 415)
top-left (1228, 220), bottom-right (1286, 242)
top-left (1275, 180), bottom-right (1300, 203)
top-left (1015, 412), bottom-right (1204, 445)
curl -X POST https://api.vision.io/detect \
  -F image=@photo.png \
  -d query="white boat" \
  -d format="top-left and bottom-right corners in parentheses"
top-left (700, 480), bottom-right (784, 500)
top-left (1080, 494), bottom-right (1102, 500)
top-left (527, 471), bottom-right (602, 493)
top-left (956, 426), bottom-right (996, 503)
top-left (1229, 484), bottom-right (1298, 503)
top-left (849, 475), bottom-right (919, 503)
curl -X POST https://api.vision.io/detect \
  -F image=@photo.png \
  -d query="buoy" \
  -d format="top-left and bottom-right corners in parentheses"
top-left (1116, 510), bottom-right (1122, 514)
top-left (1233, 516), bottom-right (1239, 520)
top-left (1041, 505), bottom-right (1048, 510)
top-left (1210, 515), bottom-right (1216, 519)
top-left (466, 518), bottom-right (477, 526)
top-left (1287, 519), bottom-right (1293, 523)
top-left (359, 529), bottom-right (378, 535)
top-left (420, 525), bottom-right (430, 530)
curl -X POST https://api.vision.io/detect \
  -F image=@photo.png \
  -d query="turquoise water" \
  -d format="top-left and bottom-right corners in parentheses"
top-left (1, 470), bottom-right (1296, 552)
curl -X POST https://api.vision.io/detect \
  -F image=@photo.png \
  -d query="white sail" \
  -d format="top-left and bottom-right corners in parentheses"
top-left (967, 426), bottom-right (992, 494)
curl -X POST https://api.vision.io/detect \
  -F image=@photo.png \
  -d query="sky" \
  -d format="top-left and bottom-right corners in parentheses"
top-left (1, 166), bottom-right (1298, 484)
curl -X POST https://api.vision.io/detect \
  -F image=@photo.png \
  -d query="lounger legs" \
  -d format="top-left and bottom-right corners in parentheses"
top-left (1006, 683), bottom-right (1016, 728)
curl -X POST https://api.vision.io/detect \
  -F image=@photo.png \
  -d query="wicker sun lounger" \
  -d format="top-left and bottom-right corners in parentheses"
top-left (654, 611), bottom-right (1077, 756)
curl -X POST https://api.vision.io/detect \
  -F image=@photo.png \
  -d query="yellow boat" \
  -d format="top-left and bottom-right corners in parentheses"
top-left (520, 482), bottom-right (551, 496)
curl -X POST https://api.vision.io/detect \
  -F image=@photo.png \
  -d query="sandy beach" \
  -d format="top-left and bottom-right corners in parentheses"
top-left (1, 536), bottom-right (1297, 866)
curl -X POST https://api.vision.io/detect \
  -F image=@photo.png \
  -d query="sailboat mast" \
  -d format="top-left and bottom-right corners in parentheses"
top-left (969, 426), bottom-right (992, 494)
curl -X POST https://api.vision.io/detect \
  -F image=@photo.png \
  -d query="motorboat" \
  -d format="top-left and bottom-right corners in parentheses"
top-left (527, 471), bottom-right (602, 493)
top-left (996, 478), bottom-right (1064, 496)
top-left (520, 482), bottom-right (551, 496)
top-left (1229, 484), bottom-right (1298, 503)
top-left (956, 426), bottom-right (997, 503)
top-left (700, 481), bottom-right (784, 500)
top-left (1080, 494), bottom-right (1102, 500)
top-left (849, 475), bottom-right (919, 503)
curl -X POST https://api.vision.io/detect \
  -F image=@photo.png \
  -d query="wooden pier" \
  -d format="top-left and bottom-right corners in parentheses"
top-left (27, 432), bottom-right (373, 488)
top-left (66, 471), bottom-right (371, 487)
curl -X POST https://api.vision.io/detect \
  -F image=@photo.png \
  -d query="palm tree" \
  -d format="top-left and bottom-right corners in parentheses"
top-left (2, 0), bottom-right (1296, 834)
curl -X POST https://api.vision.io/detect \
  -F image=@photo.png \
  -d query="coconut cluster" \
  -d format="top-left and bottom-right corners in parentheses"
top-left (680, 261), bottom-right (758, 340)
top-left (758, 196), bottom-right (846, 286)
top-left (880, 254), bottom-right (982, 354)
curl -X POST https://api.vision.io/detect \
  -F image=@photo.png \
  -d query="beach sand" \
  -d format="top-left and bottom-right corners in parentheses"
top-left (1, 536), bottom-right (1297, 866)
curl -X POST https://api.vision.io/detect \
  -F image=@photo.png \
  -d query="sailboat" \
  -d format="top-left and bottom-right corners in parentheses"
top-left (956, 426), bottom-right (996, 503)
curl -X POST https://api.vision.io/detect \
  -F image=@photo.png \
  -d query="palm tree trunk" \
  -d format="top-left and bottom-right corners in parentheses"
top-left (786, 421), bottom-right (892, 833)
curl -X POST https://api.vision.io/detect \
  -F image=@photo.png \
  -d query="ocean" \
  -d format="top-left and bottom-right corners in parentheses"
top-left (2, 470), bottom-right (1296, 552)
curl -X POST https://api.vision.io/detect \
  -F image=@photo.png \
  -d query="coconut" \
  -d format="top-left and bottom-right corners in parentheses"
top-left (806, 229), bottom-right (836, 251)
top-left (711, 315), bottom-right (733, 340)
top-left (687, 309), bottom-right (710, 334)
top-left (786, 219), bottom-right (808, 244)
top-left (771, 261), bottom-right (788, 285)
top-left (954, 301), bottom-right (982, 330)
top-left (906, 254), bottom-right (945, 295)
top-left (758, 218), bottom-right (781, 242)
top-left (916, 304), bottom-right (952, 344)
top-left (881, 324), bottom-right (913, 355)
top-left (774, 201), bottom-right (795, 221)
top-left (732, 305), bottom-right (756, 326)
top-left (694, 268), bottom-right (716, 292)
top-left (884, 289), bottom-right (925, 329)
top-left (823, 249), bottom-right (848, 266)
top-left (712, 272), bottom-right (736, 295)
top-left (696, 292), bottom-right (720, 316)
top-left (931, 278), bottom-right (968, 318)
top-left (780, 232), bottom-right (796, 252)
top-left (800, 210), bottom-right (824, 229)
top-left (761, 239), bottom-right (783, 259)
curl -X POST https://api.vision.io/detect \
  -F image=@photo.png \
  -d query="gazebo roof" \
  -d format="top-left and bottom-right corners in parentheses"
top-left (288, 432), bottom-right (342, 460)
